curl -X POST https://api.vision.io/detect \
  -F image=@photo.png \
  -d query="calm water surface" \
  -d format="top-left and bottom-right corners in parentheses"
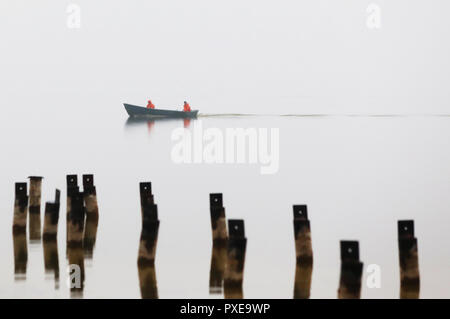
top-left (0, 114), bottom-right (449, 298)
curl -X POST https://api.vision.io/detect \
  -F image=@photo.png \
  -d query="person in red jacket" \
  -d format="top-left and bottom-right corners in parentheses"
top-left (183, 101), bottom-right (191, 112)
top-left (147, 100), bottom-right (155, 109)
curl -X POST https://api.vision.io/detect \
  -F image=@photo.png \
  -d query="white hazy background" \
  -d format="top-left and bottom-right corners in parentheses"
top-left (0, 1), bottom-right (449, 299)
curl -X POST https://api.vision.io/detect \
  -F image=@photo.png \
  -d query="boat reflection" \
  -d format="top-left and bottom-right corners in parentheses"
top-left (124, 117), bottom-right (194, 134)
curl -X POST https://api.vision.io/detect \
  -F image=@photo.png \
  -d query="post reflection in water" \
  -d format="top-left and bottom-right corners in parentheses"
top-left (209, 240), bottom-right (227, 295)
top-left (13, 232), bottom-right (28, 281)
top-left (292, 205), bottom-right (313, 299)
top-left (137, 182), bottom-right (159, 299)
top-left (67, 190), bottom-right (86, 297)
top-left (43, 190), bottom-right (61, 288)
top-left (12, 183), bottom-right (28, 280)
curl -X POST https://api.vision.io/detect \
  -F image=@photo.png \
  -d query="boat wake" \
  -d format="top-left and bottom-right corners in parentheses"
top-left (199, 113), bottom-right (450, 118)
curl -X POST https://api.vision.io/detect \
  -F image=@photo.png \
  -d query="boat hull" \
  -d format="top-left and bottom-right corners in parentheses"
top-left (124, 103), bottom-right (198, 119)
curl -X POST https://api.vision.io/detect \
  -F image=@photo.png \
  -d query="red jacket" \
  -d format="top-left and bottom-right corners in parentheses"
top-left (147, 101), bottom-right (155, 109)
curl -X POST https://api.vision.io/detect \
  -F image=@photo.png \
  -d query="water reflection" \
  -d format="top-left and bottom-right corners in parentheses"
top-left (67, 189), bottom-right (86, 297)
top-left (13, 232), bottom-right (28, 280)
top-left (209, 241), bottom-right (227, 295)
top-left (124, 117), bottom-right (194, 134)
top-left (43, 190), bottom-right (61, 288)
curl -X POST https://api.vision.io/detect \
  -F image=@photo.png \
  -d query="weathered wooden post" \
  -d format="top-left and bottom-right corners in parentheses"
top-left (83, 174), bottom-right (99, 258)
top-left (13, 182), bottom-right (28, 279)
top-left (66, 174), bottom-right (79, 249)
top-left (139, 182), bottom-right (154, 216)
top-left (293, 205), bottom-right (313, 299)
top-left (13, 183), bottom-right (28, 235)
top-left (43, 189), bottom-right (61, 287)
top-left (43, 189), bottom-right (60, 241)
top-left (67, 190), bottom-right (85, 296)
top-left (224, 219), bottom-right (247, 299)
top-left (338, 241), bottom-right (363, 299)
top-left (28, 176), bottom-right (43, 242)
top-left (209, 193), bottom-right (228, 294)
top-left (137, 182), bottom-right (159, 299)
top-left (209, 193), bottom-right (227, 242)
top-left (138, 204), bottom-right (159, 265)
top-left (67, 190), bottom-right (85, 247)
top-left (398, 220), bottom-right (420, 299)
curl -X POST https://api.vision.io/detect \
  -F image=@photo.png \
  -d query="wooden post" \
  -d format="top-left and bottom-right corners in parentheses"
top-left (28, 176), bottom-right (43, 241)
top-left (338, 241), bottom-right (363, 299)
top-left (293, 205), bottom-right (313, 299)
top-left (138, 204), bottom-right (159, 265)
top-left (13, 183), bottom-right (28, 235)
top-left (139, 182), bottom-right (154, 216)
top-left (43, 189), bottom-right (60, 241)
top-left (67, 190), bottom-right (85, 296)
top-left (398, 220), bottom-right (420, 299)
top-left (43, 190), bottom-right (60, 287)
top-left (138, 182), bottom-right (159, 299)
top-left (83, 174), bottom-right (99, 258)
top-left (67, 190), bottom-right (85, 247)
top-left (209, 193), bottom-right (227, 242)
top-left (209, 193), bottom-right (228, 294)
top-left (66, 174), bottom-right (79, 250)
top-left (224, 219), bottom-right (247, 299)
top-left (13, 182), bottom-right (28, 279)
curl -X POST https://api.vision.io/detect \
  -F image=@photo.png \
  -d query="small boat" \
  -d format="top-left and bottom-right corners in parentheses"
top-left (124, 103), bottom-right (198, 119)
